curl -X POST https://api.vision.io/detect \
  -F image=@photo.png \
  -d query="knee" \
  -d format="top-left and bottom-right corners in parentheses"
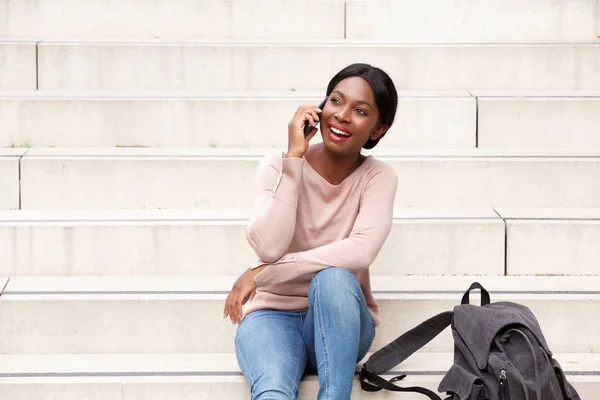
top-left (252, 379), bottom-right (298, 400)
top-left (311, 267), bottom-right (359, 289)
top-left (254, 391), bottom-right (295, 400)
top-left (309, 267), bottom-right (360, 304)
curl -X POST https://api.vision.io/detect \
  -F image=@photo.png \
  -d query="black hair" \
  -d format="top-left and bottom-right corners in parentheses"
top-left (326, 63), bottom-right (398, 149)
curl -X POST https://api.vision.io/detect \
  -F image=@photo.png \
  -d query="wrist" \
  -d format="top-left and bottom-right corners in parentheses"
top-left (250, 264), bottom-right (268, 274)
top-left (286, 149), bottom-right (304, 158)
top-left (254, 264), bottom-right (268, 272)
top-left (251, 264), bottom-right (268, 286)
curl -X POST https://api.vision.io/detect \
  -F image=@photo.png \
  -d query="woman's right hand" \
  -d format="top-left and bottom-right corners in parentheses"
top-left (287, 104), bottom-right (322, 158)
top-left (223, 265), bottom-right (268, 325)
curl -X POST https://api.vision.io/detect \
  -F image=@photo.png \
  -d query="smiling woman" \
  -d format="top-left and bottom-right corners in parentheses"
top-left (224, 63), bottom-right (399, 400)
top-left (324, 64), bottom-right (398, 150)
top-left (320, 76), bottom-right (388, 154)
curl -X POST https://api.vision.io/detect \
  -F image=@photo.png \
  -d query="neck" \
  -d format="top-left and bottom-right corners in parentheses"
top-left (308, 144), bottom-right (364, 185)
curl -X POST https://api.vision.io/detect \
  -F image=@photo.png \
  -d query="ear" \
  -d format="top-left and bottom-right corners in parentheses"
top-left (370, 124), bottom-right (389, 141)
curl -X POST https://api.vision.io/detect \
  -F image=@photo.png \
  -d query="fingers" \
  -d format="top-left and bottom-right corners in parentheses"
top-left (293, 105), bottom-right (322, 129)
top-left (229, 301), bottom-right (242, 325)
top-left (304, 106), bottom-right (322, 126)
top-left (223, 294), bottom-right (231, 320)
top-left (294, 104), bottom-right (321, 119)
top-left (288, 105), bottom-right (322, 157)
top-left (224, 287), bottom-right (245, 325)
top-left (225, 298), bottom-right (241, 325)
top-left (304, 112), bottom-right (317, 129)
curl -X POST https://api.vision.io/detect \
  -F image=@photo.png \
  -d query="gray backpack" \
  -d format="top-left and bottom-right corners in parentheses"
top-left (359, 283), bottom-right (581, 400)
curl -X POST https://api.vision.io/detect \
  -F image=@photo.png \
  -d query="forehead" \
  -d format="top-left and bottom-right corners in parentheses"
top-left (332, 77), bottom-right (375, 103)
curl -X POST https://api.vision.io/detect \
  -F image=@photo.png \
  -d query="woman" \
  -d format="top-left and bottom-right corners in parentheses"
top-left (224, 63), bottom-right (399, 399)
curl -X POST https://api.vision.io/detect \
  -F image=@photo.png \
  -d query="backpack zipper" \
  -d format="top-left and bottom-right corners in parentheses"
top-left (499, 368), bottom-right (510, 400)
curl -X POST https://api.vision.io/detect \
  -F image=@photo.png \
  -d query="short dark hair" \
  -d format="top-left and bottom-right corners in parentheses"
top-left (326, 63), bottom-right (398, 149)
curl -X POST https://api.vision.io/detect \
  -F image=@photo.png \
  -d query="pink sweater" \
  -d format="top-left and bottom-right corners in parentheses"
top-left (243, 153), bottom-right (398, 326)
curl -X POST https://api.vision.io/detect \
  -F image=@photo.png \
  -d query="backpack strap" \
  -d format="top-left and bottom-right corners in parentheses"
top-left (359, 311), bottom-right (453, 399)
top-left (461, 281), bottom-right (490, 306)
top-left (363, 311), bottom-right (453, 374)
top-left (359, 370), bottom-right (444, 400)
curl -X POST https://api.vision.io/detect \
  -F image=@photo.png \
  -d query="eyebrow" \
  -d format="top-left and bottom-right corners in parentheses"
top-left (331, 90), bottom-right (373, 108)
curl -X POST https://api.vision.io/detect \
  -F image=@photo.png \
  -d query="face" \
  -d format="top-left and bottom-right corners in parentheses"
top-left (320, 76), bottom-right (388, 155)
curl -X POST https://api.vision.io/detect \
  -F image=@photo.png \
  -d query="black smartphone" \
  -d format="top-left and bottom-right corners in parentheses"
top-left (303, 97), bottom-right (328, 136)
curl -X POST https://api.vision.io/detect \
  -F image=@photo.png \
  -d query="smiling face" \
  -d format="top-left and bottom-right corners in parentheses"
top-left (320, 76), bottom-right (389, 156)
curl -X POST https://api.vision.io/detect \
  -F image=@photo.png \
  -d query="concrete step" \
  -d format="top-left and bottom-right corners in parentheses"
top-left (3, 0), bottom-right (598, 43)
top-left (0, 208), bottom-right (506, 276)
top-left (499, 208), bottom-right (600, 276)
top-left (0, 149), bottom-right (24, 210)
top-left (478, 94), bottom-right (600, 148)
top-left (0, 353), bottom-right (597, 399)
top-left (0, 42), bottom-right (36, 90)
top-left (2, 208), bottom-right (600, 277)
top-left (4, 91), bottom-right (600, 149)
top-left (0, 0), bottom-right (346, 41)
top-left (346, 0), bottom-right (600, 43)
top-left (15, 147), bottom-right (600, 210)
top-left (0, 91), bottom-right (476, 149)
top-left (37, 42), bottom-right (600, 91)
top-left (1, 276), bottom-right (598, 355)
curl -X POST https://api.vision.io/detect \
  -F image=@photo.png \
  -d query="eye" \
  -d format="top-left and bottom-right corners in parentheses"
top-left (355, 108), bottom-right (367, 115)
top-left (331, 97), bottom-right (341, 105)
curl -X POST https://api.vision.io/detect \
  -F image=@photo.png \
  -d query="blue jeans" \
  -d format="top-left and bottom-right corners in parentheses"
top-left (235, 267), bottom-right (376, 400)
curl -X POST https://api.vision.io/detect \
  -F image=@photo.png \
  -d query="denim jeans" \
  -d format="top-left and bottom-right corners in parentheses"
top-left (235, 267), bottom-right (376, 400)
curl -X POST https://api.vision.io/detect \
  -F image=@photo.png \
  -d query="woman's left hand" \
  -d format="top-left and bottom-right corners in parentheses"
top-left (224, 265), bottom-right (268, 324)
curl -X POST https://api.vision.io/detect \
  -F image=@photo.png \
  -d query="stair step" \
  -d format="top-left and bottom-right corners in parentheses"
top-left (3, 92), bottom-right (600, 149)
top-left (0, 149), bottom-right (22, 210)
top-left (35, 42), bottom-right (600, 91)
top-left (0, 208), bottom-right (506, 276)
top-left (0, 42), bottom-right (36, 91)
top-left (478, 96), bottom-right (600, 148)
top-left (0, 353), bottom-right (597, 399)
top-left (347, 0), bottom-right (599, 43)
top-left (0, 91), bottom-right (476, 149)
top-left (3, 0), bottom-right (598, 43)
top-left (1, 276), bottom-right (598, 354)
top-left (12, 147), bottom-right (600, 210)
top-left (2, 208), bottom-right (600, 276)
top-left (2, 0), bottom-right (346, 41)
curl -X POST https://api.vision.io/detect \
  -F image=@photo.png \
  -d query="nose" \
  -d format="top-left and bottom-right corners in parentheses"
top-left (334, 105), bottom-right (351, 124)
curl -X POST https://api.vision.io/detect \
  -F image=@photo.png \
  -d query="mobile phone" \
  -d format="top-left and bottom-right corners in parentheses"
top-left (303, 97), bottom-right (328, 136)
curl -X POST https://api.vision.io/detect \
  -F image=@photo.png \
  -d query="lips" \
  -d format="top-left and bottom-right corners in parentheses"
top-left (326, 123), bottom-right (352, 143)
top-left (329, 123), bottom-right (352, 137)
top-left (327, 127), bottom-right (351, 143)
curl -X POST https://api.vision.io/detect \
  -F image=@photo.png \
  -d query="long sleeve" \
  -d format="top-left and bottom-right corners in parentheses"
top-left (254, 165), bottom-right (398, 287)
top-left (246, 154), bottom-right (304, 263)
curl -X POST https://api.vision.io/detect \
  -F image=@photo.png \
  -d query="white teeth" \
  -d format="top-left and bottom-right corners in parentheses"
top-left (331, 127), bottom-right (350, 136)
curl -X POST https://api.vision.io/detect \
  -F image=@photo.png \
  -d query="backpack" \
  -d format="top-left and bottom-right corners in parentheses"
top-left (358, 282), bottom-right (581, 400)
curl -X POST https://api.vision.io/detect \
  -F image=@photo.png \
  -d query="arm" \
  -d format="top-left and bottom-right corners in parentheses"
top-left (246, 154), bottom-right (303, 263)
top-left (254, 166), bottom-right (398, 287)
top-left (247, 102), bottom-right (322, 264)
